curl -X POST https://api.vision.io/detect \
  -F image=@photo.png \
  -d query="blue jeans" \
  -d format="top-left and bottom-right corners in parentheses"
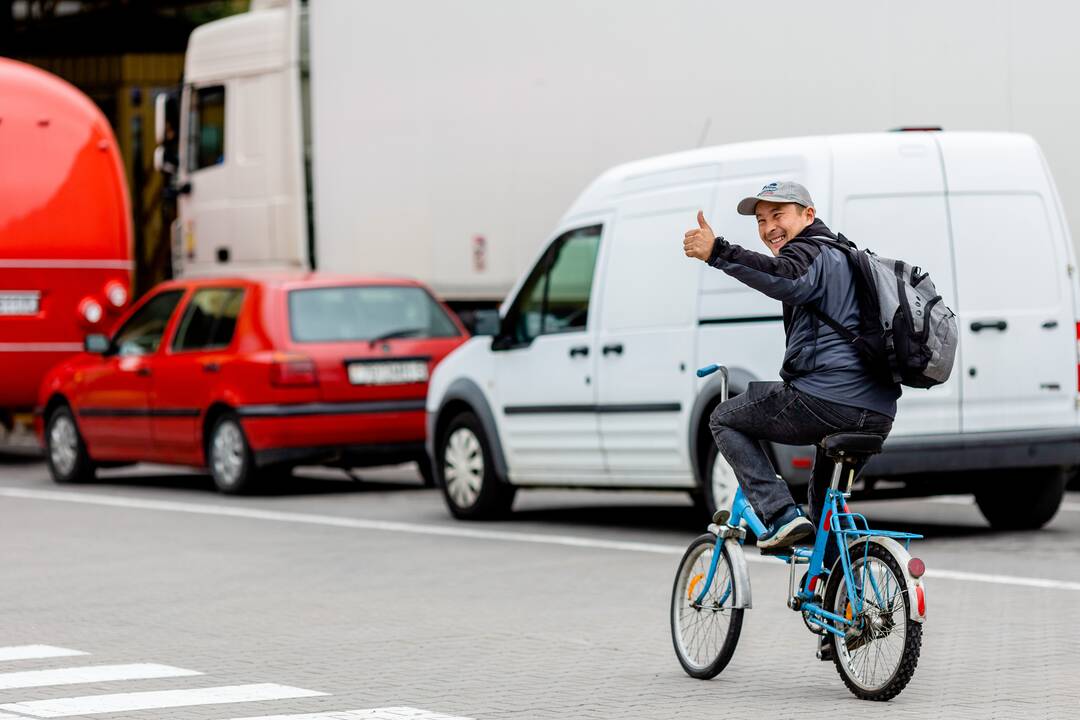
top-left (708, 382), bottom-right (893, 538)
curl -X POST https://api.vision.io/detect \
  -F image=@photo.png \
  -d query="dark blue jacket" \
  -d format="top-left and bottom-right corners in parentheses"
top-left (707, 219), bottom-right (900, 418)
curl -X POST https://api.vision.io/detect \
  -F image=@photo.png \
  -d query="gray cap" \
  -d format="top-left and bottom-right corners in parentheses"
top-left (737, 181), bottom-right (814, 216)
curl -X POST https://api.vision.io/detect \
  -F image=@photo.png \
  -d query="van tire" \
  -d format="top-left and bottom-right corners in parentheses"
top-left (438, 411), bottom-right (515, 520)
top-left (699, 442), bottom-right (740, 520)
top-left (974, 467), bottom-right (1068, 530)
top-left (44, 404), bottom-right (96, 484)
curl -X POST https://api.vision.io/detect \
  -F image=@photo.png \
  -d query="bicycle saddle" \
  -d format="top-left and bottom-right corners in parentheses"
top-left (821, 432), bottom-right (884, 459)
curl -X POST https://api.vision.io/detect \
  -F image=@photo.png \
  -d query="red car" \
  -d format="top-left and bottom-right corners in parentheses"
top-left (36, 274), bottom-right (468, 492)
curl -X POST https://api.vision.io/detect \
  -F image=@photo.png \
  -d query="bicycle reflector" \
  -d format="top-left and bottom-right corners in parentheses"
top-left (908, 557), bottom-right (926, 578)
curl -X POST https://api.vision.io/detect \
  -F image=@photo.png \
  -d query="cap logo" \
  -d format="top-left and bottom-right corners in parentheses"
top-left (759, 182), bottom-right (779, 196)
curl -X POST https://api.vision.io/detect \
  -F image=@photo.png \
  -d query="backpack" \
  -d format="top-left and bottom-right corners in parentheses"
top-left (808, 234), bottom-right (958, 389)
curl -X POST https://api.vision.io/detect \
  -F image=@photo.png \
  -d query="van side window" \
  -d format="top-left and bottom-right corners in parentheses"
top-left (172, 288), bottom-right (246, 352)
top-left (188, 85), bottom-right (226, 171)
top-left (511, 225), bottom-right (600, 343)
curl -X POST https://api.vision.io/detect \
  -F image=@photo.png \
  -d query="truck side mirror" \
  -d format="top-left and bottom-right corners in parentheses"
top-left (84, 334), bottom-right (110, 354)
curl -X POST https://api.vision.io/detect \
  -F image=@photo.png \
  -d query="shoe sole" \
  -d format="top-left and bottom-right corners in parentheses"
top-left (758, 518), bottom-right (814, 549)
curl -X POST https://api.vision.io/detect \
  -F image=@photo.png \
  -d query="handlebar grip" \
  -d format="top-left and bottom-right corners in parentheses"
top-left (696, 364), bottom-right (720, 378)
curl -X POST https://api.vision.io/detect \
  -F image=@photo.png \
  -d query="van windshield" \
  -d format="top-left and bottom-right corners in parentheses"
top-left (288, 285), bottom-right (461, 343)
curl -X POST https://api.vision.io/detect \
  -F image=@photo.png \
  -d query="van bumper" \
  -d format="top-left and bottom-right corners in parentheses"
top-left (865, 427), bottom-right (1080, 475)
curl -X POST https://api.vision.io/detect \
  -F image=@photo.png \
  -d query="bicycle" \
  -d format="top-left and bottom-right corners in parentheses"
top-left (670, 364), bottom-right (927, 701)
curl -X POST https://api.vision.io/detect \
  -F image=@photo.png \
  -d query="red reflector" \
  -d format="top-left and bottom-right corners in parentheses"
top-left (791, 456), bottom-right (813, 470)
top-left (916, 584), bottom-right (926, 616)
top-left (908, 557), bottom-right (925, 578)
top-left (271, 354), bottom-right (317, 387)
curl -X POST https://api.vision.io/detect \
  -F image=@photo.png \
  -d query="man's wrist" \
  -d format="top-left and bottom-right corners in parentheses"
top-left (706, 236), bottom-right (726, 264)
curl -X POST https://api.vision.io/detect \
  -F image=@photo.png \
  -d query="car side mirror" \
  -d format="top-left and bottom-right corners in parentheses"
top-left (84, 334), bottom-right (110, 354)
top-left (469, 309), bottom-right (501, 336)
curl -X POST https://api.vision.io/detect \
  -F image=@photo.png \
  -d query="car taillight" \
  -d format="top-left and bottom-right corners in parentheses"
top-left (271, 354), bottom-right (317, 387)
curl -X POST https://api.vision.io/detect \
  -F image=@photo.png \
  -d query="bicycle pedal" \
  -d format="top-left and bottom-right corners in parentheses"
top-left (759, 544), bottom-right (810, 557)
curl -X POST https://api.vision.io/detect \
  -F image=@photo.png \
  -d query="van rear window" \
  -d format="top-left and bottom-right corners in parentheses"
top-left (288, 285), bottom-right (460, 343)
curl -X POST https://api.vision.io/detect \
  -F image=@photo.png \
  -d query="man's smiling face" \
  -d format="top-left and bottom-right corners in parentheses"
top-left (755, 200), bottom-right (815, 256)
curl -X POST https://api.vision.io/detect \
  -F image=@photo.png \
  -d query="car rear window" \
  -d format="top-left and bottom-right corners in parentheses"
top-left (288, 285), bottom-right (461, 343)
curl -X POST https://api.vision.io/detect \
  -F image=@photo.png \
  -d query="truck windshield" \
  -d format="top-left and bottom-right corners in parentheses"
top-left (288, 285), bottom-right (461, 343)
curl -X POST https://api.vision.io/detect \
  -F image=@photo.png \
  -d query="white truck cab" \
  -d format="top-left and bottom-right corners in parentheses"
top-left (427, 131), bottom-right (1080, 529)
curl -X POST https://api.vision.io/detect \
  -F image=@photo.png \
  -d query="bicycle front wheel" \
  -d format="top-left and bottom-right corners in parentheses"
top-left (670, 533), bottom-right (744, 679)
top-left (824, 540), bottom-right (923, 701)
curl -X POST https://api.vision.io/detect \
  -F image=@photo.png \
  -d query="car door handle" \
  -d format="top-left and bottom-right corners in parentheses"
top-left (970, 320), bottom-right (1007, 333)
top-left (135, 366), bottom-right (152, 377)
top-left (602, 343), bottom-right (624, 356)
top-left (202, 362), bottom-right (221, 373)
top-left (568, 346), bottom-right (589, 358)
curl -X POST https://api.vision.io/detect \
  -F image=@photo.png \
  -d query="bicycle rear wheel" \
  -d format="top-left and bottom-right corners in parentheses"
top-left (824, 541), bottom-right (922, 701)
top-left (670, 533), bottom-right (744, 679)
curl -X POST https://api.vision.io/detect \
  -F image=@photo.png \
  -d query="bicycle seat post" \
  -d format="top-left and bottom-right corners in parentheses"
top-left (821, 433), bottom-right (886, 498)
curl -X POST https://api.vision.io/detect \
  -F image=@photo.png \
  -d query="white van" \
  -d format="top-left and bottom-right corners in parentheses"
top-left (426, 131), bottom-right (1080, 530)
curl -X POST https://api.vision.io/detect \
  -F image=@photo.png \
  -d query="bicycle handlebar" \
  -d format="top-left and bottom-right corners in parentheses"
top-left (696, 364), bottom-right (720, 378)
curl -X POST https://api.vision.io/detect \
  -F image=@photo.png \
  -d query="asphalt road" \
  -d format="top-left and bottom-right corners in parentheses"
top-left (0, 454), bottom-right (1077, 720)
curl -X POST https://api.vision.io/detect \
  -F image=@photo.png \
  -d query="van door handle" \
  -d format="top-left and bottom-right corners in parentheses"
top-left (568, 346), bottom-right (589, 358)
top-left (970, 320), bottom-right (1007, 333)
top-left (203, 362), bottom-right (221, 373)
top-left (602, 343), bottom-right (624, 356)
top-left (1042, 320), bottom-right (1059, 329)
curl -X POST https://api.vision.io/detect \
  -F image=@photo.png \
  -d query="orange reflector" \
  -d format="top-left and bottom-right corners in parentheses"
top-left (687, 573), bottom-right (704, 601)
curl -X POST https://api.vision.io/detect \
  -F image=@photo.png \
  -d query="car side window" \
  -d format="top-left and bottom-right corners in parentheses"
top-left (510, 225), bottom-right (601, 344)
top-left (112, 290), bottom-right (185, 357)
top-left (172, 288), bottom-right (246, 352)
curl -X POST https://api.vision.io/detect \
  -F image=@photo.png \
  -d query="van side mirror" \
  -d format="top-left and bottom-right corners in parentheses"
top-left (470, 309), bottom-right (501, 336)
top-left (84, 334), bottom-right (110, 354)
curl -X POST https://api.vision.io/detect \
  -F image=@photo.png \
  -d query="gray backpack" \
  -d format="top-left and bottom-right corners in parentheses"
top-left (810, 235), bottom-right (958, 389)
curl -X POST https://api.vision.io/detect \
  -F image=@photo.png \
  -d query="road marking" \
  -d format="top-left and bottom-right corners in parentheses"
top-left (929, 495), bottom-right (1080, 512)
top-left (4, 487), bottom-right (1080, 593)
top-left (0, 663), bottom-right (201, 690)
top-left (0, 647), bottom-right (87, 663)
top-left (229, 708), bottom-right (473, 720)
top-left (0, 683), bottom-right (327, 717)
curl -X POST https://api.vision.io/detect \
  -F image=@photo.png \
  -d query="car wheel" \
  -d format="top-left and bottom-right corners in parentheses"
top-left (207, 413), bottom-right (257, 494)
top-left (700, 442), bottom-right (739, 520)
top-left (975, 467), bottom-right (1068, 530)
top-left (438, 411), bottom-right (515, 520)
top-left (44, 405), bottom-right (95, 483)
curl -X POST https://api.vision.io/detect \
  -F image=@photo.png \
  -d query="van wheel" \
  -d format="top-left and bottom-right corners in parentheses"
top-left (701, 443), bottom-right (740, 519)
top-left (207, 413), bottom-right (257, 494)
top-left (438, 411), bottom-right (515, 520)
top-left (45, 405), bottom-right (95, 483)
top-left (975, 467), bottom-right (1068, 530)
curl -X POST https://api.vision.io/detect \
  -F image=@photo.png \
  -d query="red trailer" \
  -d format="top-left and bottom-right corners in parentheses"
top-left (0, 58), bottom-right (133, 431)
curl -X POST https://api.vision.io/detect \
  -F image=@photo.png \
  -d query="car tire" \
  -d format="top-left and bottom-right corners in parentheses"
top-left (438, 411), bottom-right (515, 520)
top-left (44, 404), bottom-right (95, 484)
top-left (974, 466), bottom-right (1069, 530)
top-left (207, 413), bottom-right (257, 494)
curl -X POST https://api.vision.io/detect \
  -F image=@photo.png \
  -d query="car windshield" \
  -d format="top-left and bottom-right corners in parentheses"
top-left (288, 285), bottom-right (461, 343)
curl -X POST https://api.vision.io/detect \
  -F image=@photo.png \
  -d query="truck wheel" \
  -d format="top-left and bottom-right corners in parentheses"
top-left (438, 411), bottom-right (515, 520)
top-left (45, 405), bottom-right (95, 484)
top-left (975, 467), bottom-right (1068, 530)
top-left (207, 413), bottom-right (257, 494)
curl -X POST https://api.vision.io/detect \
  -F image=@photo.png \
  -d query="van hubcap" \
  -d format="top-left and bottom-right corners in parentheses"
top-left (444, 428), bottom-right (483, 508)
top-left (211, 422), bottom-right (245, 487)
top-left (49, 415), bottom-right (78, 477)
top-left (711, 451), bottom-right (738, 514)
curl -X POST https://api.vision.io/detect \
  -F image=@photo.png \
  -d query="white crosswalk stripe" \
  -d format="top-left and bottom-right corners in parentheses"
top-left (227, 709), bottom-right (474, 720)
top-left (0, 647), bottom-right (87, 663)
top-left (0, 683), bottom-right (328, 718)
top-left (0, 663), bottom-right (201, 690)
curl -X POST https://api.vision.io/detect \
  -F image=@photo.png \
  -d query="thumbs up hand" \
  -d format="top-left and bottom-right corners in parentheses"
top-left (683, 210), bottom-right (716, 261)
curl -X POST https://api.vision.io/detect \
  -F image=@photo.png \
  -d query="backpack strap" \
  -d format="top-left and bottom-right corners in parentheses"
top-left (803, 234), bottom-right (860, 344)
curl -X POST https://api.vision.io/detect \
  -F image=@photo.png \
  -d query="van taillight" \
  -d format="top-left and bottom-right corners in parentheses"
top-left (1075, 322), bottom-right (1080, 394)
top-left (271, 355), bottom-right (317, 387)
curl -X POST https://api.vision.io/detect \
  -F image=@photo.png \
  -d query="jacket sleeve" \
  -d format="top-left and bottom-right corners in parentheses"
top-left (706, 237), bottom-right (826, 306)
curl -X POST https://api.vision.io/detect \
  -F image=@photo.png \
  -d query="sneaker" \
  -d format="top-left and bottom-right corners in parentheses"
top-left (757, 505), bottom-right (814, 549)
top-left (817, 635), bottom-right (834, 661)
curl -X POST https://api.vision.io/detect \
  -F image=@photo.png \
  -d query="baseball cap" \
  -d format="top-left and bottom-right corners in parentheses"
top-left (737, 181), bottom-right (814, 216)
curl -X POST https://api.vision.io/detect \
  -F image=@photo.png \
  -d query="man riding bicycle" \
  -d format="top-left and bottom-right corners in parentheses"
top-left (682, 182), bottom-right (902, 553)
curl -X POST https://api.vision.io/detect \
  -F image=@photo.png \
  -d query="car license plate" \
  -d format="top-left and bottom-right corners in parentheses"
top-left (347, 360), bottom-right (429, 385)
top-left (0, 292), bottom-right (40, 316)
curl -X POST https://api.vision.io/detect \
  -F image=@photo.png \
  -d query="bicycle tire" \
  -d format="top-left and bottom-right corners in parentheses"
top-left (670, 533), bottom-right (744, 679)
top-left (824, 540), bottom-right (922, 701)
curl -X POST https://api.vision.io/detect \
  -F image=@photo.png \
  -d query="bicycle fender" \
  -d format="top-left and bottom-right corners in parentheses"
top-left (723, 538), bottom-right (753, 610)
top-left (863, 535), bottom-right (926, 624)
